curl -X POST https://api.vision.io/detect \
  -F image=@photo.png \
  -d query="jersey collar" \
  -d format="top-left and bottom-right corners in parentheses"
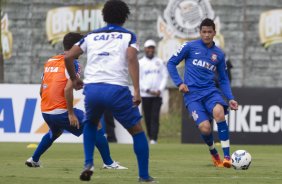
top-left (107, 24), bottom-right (122, 30)
top-left (200, 39), bottom-right (215, 49)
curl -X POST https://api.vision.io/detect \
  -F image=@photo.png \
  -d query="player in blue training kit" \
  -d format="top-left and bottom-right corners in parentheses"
top-left (167, 18), bottom-right (238, 168)
top-left (25, 32), bottom-right (127, 170)
top-left (64, 0), bottom-right (154, 182)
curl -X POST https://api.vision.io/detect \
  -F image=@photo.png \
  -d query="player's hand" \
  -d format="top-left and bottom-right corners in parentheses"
top-left (229, 100), bottom-right (238, 110)
top-left (179, 83), bottom-right (189, 93)
top-left (153, 90), bottom-right (161, 97)
top-left (72, 78), bottom-right (84, 90)
top-left (68, 113), bottom-right (80, 129)
top-left (133, 92), bottom-right (142, 107)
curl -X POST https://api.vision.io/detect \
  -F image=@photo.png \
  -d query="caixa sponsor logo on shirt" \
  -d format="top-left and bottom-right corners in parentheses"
top-left (192, 59), bottom-right (216, 71)
top-left (94, 33), bottom-right (123, 41)
top-left (213, 105), bottom-right (282, 133)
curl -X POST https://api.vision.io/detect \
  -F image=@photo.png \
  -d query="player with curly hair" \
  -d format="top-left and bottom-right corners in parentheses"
top-left (65, 0), bottom-right (154, 182)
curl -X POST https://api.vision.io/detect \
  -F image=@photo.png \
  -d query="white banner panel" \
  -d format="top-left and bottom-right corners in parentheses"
top-left (0, 84), bottom-right (132, 143)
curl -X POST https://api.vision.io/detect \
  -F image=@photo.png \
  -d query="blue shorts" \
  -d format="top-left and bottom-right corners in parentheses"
top-left (42, 108), bottom-right (84, 137)
top-left (186, 90), bottom-right (228, 125)
top-left (83, 83), bottom-right (142, 129)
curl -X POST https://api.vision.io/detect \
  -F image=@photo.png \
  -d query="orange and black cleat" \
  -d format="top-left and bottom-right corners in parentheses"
top-left (211, 154), bottom-right (223, 168)
top-left (223, 156), bottom-right (232, 168)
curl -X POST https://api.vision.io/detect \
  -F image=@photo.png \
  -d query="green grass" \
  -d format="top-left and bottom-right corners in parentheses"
top-left (0, 143), bottom-right (282, 184)
top-left (141, 112), bottom-right (182, 143)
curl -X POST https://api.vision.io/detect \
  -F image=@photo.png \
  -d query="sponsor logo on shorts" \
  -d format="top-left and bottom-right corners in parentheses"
top-left (192, 110), bottom-right (199, 121)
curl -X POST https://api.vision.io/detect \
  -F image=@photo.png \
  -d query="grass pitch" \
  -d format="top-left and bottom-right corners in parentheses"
top-left (0, 142), bottom-right (282, 184)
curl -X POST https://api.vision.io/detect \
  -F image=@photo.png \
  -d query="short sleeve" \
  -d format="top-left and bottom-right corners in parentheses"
top-left (65, 60), bottom-right (81, 79)
top-left (75, 37), bottom-right (87, 53)
top-left (129, 33), bottom-right (139, 51)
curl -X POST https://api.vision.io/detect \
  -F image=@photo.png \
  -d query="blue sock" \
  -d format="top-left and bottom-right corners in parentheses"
top-left (217, 121), bottom-right (230, 157)
top-left (83, 121), bottom-right (97, 166)
top-left (95, 129), bottom-right (113, 165)
top-left (133, 132), bottom-right (149, 179)
top-left (201, 133), bottom-right (217, 155)
top-left (32, 131), bottom-right (57, 162)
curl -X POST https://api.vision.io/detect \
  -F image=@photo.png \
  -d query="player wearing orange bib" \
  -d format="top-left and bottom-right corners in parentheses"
top-left (41, 54), bottom-right (74, 113)
top-left (25, 33), bottom-right (127, 170)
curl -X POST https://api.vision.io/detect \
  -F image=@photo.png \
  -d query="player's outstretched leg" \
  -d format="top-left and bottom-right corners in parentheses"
top-left (25, 131), bottom-right (60, 168)
top-left (198, 120), bottom-right (223, 168)
top-left (80, 121), bottom-right (97, 181)
top-left (95, 128), bottom-right (128, 169)
top-left (217, 120), bottom-right (231, 168)
top-left (200, 133), bottom-right (223, 167)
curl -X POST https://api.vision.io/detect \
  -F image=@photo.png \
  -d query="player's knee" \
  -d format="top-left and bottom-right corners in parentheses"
top-left (127, 122), bottom-right (144, 135)
top-left (214, 113), bottom-right (225, 122)
top-left (213, 105), bottom-right (225, 122)
top-left (198, 121), bottom-right (211, 135)
top-left (51, 131), bottom-right (62, 140)
top-left (200, 127), bottom-right (211, 135)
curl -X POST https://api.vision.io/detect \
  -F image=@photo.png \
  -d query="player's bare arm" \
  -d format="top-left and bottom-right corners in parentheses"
top-left (127, 46), bottom-right (141, 106)
top-left (178, 83), bottom-right (189, 93)
top-left (64, 79), bottom-right (79, 129)
top-left (64, 45), bottom-right (84, 90)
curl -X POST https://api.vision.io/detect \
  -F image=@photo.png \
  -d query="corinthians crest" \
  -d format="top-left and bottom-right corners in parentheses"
top-left (164, 0), bottom-right (215, 39)
top-left (157, 0), bottom-right (224, 61)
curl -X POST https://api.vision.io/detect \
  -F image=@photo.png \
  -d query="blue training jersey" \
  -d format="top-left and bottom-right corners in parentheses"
top-left (167, 39), bottom-right (234, 101)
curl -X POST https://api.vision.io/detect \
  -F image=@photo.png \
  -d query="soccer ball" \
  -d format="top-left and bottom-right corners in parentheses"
top-left (231, 150), bottom-right (252, 170)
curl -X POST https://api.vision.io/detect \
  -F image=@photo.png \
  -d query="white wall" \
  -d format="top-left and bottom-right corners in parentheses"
top-left (0, 84), bottom-right (169, 143)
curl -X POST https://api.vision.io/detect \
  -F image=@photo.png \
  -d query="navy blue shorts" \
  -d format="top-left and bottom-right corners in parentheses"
top-left (83, 83), bottom-right (142, 129)
top-left (186, 90), bottom-right (228, 125)
top-left (42, 108), bottom-right (84, 137)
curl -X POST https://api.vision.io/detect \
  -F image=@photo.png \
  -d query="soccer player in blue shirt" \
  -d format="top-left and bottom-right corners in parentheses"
top-left (64, 0), bottom-right (154, 182)
top-left (167, 18), bottom-right (238, 168)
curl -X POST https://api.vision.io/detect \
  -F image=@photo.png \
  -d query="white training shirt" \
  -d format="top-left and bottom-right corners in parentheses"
top-left (139, 56), bottom-right (168, 97)
top-left (76, 24), bottom-right (139, 86)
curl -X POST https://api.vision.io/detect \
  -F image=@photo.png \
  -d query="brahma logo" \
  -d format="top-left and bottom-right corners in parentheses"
top-left (259, 9), bottom-right (282, 48)
top-left (157, 0), bottom-right (225, 62)
top-left (46, 5), bottom-right (105, 45)
top-left (1, 13), bottom-right (13, 60)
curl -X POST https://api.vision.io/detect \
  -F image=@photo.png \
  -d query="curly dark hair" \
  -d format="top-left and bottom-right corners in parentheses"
top-left (63, 32), bottom-right (83, 51)
top-left (200, 18), bottom-right (215, 31)
top-left (102, 0), bottom-right (130, 25)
